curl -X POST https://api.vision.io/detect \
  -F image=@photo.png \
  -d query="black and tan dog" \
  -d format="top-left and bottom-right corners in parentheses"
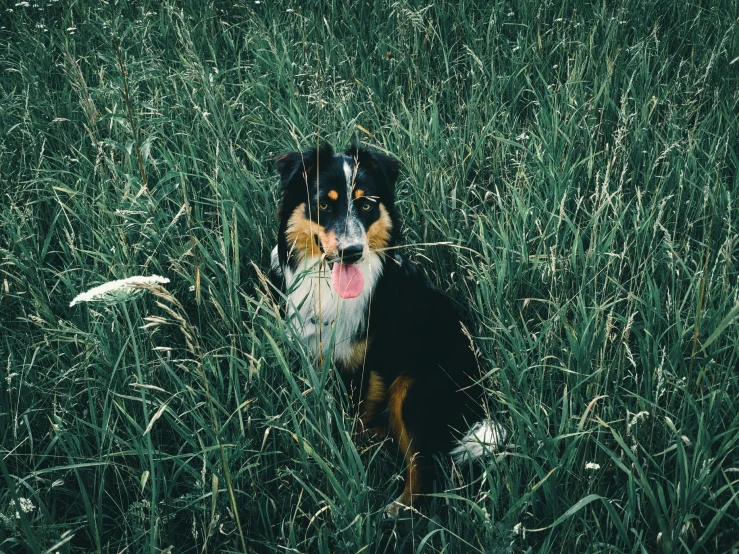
top-left (270, 144), bottom-right (504, 516)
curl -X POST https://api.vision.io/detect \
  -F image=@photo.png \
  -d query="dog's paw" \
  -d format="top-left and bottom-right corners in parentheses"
top-left (384, 500), bottom-right (403, 518)
top-left (384, 497), bottom-right (410, 518)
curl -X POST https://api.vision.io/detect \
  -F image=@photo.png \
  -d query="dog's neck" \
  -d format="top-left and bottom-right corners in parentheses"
top-left (272, 247), bottom-right (384, 364)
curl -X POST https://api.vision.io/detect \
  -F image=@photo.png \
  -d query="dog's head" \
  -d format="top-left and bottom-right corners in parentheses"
top-left (275, 144), bottom-right (400, 298)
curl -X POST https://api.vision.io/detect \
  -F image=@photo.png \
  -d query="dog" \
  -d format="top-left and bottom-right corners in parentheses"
top-left (269, 144), bottom-right (504, 516)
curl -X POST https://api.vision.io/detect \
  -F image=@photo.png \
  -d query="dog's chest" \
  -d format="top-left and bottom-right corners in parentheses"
top-left (275, 249), bottom-right (382, 364)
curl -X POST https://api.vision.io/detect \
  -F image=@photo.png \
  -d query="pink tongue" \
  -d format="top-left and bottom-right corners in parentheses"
top-left (332, 263), bottom-right (364, 299)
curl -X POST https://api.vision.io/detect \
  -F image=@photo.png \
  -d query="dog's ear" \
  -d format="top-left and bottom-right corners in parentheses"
top-left (275, 144), bottom-right (334, 191)
top-left (347, 145), bottom-right (400, 194)
top-left (275, 151), bottom-right (304, 190)
top-left (368, 152), bottom-right (400, 190)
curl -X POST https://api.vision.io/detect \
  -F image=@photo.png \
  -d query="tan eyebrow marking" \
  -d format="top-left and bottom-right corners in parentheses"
top-left (354, 189), bottom-right (365, 198)
top-left (328, 190), bottom-right (339, 200)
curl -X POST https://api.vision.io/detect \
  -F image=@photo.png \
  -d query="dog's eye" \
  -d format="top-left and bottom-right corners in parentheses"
top-left (319, 203), bottom-right (330, 211)
top-left (361, 203), bottom-right (372, 211)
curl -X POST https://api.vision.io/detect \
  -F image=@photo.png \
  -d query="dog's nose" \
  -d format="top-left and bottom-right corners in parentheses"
top-left (337, 245), bottom-right (363, 264)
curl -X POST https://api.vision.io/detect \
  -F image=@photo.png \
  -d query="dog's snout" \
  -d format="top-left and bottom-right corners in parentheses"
top-left (337, 244), bottom-right (363, 264)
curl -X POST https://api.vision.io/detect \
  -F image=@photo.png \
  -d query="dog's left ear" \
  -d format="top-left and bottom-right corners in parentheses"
top-left (347, 145), bottom-right (400, 195)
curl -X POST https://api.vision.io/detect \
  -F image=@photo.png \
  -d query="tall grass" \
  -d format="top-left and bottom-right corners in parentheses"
top-left (1, 0), bottom-right (738, 552)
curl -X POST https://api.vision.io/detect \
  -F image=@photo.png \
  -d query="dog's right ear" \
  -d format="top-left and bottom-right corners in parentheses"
top-left (275, 144), bottom-right (334, 192)
top-left (275, 151), bottom-right (311, 191)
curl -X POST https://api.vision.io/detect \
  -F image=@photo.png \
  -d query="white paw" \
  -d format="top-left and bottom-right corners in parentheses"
top-left (384, 497), bottom-right (407, 518)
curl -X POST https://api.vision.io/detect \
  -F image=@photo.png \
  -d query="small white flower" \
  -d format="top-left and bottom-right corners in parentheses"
top-left (70, 275), bottom-right (170, 307)
top-left (585, 462), bottom-right (601, 471)
top-left (11, 497), bottom-right (34, 518)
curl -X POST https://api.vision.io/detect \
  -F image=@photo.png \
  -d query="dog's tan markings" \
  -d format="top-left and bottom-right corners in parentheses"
top-left (319, 229), bottom-right (338, 257)
top-left (388, 374), bottom-right (420, 509)
top-left (286, 203), bottom-right (340, 260)
top-left (359, 369), bottom-right (387, 437)
top-left (366, 204), bottom-right (393, 252)
top-left (354, 189), bottom-right (365, 198)
top-left (286, 204), bottom-right (319, 259)
top-left (342, 338), bottom-right (370, 372)
top-left (328, 189), bottom-right (339, 200)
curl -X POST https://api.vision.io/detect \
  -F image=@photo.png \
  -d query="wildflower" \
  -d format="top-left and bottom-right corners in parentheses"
top-left (10, 497), bottom-right (34, 518)
top-left (69, 275), bottom-right (170, 307)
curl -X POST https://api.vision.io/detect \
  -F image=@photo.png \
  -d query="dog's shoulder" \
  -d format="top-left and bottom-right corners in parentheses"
top-left (380, 254), bottom-right (449, 298)
top-left (375, 254), bottom-right (462, 322)
top-left (380, 253), bottom-right (425, 284)
top-left (266, 245), bottom-right (286, 304)
top-left (269, 245), bottom-right (283, 280)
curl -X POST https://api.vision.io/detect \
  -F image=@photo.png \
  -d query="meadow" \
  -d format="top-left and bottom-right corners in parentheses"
top-left (1, 0), bottom-right (738, 552)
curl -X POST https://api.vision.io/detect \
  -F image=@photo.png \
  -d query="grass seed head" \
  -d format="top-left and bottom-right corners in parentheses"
top-left (69, 275), bottom-right (171, 307)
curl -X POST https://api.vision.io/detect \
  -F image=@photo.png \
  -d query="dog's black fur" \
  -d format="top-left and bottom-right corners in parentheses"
top-left (270, 144), bottom-right (494, 514)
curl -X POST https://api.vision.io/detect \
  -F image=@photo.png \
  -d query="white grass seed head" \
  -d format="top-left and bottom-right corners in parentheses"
top-left (69, 275), bottom-right (171, 307)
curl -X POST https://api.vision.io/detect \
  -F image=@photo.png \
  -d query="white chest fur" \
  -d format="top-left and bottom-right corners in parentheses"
top-left (272, 247), bottom-right (382, 363)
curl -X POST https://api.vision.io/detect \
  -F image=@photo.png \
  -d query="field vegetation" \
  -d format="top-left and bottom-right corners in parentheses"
top-left (1, 0), bottom-right (738, 552)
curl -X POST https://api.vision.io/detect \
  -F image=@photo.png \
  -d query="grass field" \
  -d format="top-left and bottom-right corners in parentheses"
top-left (1, 0), bottom-right (739, 552)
